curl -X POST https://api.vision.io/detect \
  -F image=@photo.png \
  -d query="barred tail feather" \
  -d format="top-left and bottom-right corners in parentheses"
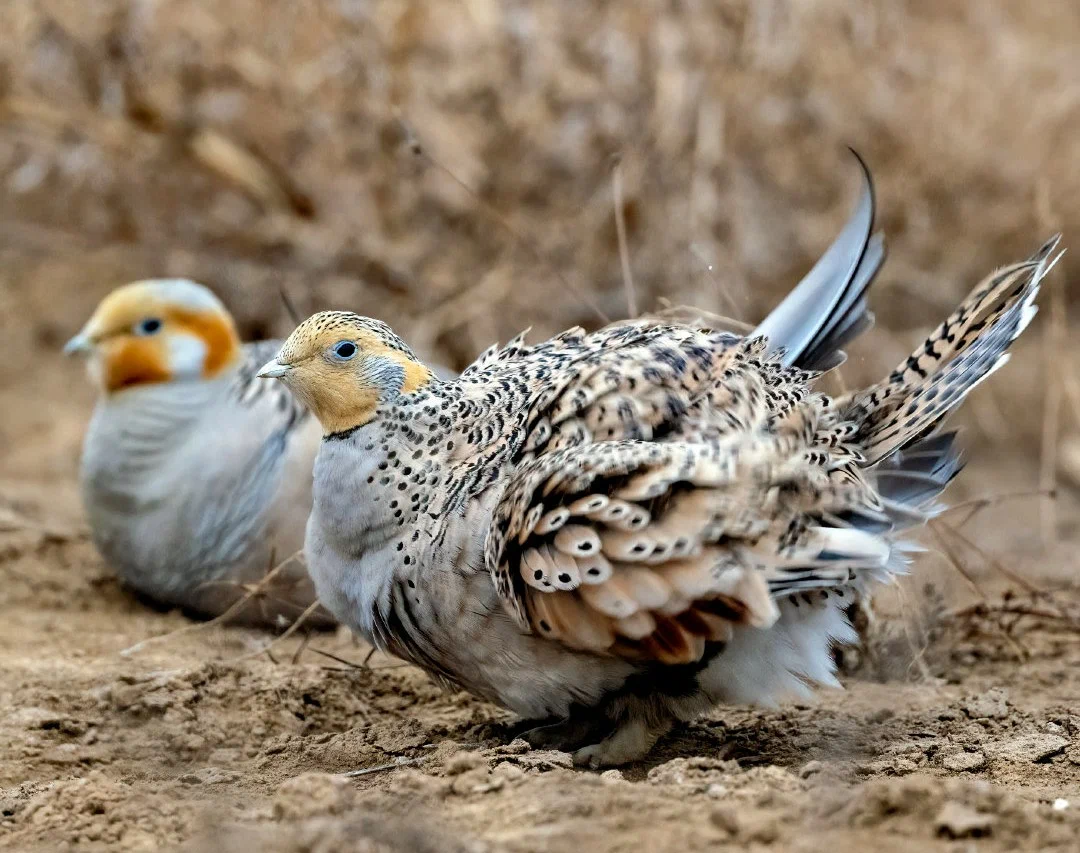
top-left (853, 236), bottom-right (1061, 465)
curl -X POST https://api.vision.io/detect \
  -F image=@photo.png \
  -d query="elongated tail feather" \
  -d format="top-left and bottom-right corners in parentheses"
top-left (753, 150), bottom-right (885, 372)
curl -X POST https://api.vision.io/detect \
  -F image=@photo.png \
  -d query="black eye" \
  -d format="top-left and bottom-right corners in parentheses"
top-left (135, 318), bottom-right (162, 336)
top-left (333, 341), bottom-right (357, 360)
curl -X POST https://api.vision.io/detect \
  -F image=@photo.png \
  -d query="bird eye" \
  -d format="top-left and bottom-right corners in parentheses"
top-left (135, 318), bottom-right (162, 336)
top-left (332, 340), bottom-right (357, 360)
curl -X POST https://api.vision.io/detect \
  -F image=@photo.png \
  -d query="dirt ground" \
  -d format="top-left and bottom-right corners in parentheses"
top-left (3, 1), bottom-right (1080, 851)
top-left (2, 476), bottom-right (1079, 853)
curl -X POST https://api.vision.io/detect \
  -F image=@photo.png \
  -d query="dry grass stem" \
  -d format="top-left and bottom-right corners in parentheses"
top-left (226, 598), bottom-right (325, 664)
top-left (1039, 276), bottom-right (1066, 546)
top-left (612, 157), bottom-right (637, 319)
top-left (307, 645), bottom-right (405, 671)
top-left (186, 128), bottom-right (293, 212)
top-left (117, 549), bottom-right (304, 657)
top-left (289, 630), bottom-right (313, 665)
top-left (944, 488), bottom-right (1055, 530)
top-left (927, 521), bottom-right (991, 602)
top-left (933, 519), bottom-right (1045, 597)
top-left (946, 601), bottom-right (1080, 629)
top-left (341, 757), bottom-right (424, 778)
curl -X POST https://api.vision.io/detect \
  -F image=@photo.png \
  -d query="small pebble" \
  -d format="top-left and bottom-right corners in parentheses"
top-left (445, 751), bottom-right (488, 775)
top-left (961, 688), bottom-right (1010, 721)
top-left (941, 751), bottom-right (986, 772)
top-left (799, 760), bottom-right (823, 779)
top-left (990, 734), bottom-right (1068, 764)
top-left (710, 805), bottom-right (741, 835)
top-left (935, 801), bottom-right (994, 839)
top-left (497, 738), bottom-right (531, 755)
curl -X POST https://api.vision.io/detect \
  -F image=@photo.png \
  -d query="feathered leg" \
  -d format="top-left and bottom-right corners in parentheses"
top-left (520, 713), bottom-right (612, 751)
top-left (573, 715), bottom-right (673, 769)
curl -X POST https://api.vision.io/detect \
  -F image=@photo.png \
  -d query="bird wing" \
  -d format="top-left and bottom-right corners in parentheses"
top-left (473, 148), bottom-right (1056, 669)
top-left (483, 325), bottom-right (893, 666)
top-left (182, 339), bottom-right (328, 626)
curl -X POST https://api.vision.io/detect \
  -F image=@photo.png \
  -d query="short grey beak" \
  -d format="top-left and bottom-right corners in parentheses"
top-left (63, 333), bottom-right (93, 356)
top-left (256, 358), bottom-right (290, 379)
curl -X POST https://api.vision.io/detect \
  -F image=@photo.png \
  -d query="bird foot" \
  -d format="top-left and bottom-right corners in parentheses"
top-left (520, 715), bottom-right (608, 752)
top-left (572, 716), bottom-right (672, 769)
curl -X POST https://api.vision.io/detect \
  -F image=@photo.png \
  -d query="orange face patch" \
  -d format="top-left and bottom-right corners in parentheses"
top-left (81, 296), bottom-right (242, 393)
top-left (270, 322), bottom-right (435, 435)
top-left (101, 336), bottom-right (172, 393)
top-left (167, 308), bottom-right (241, 378)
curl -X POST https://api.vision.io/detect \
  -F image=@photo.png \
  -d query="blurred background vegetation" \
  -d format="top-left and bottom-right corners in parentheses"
top-left (2, 0), bottom-right (1078, 514)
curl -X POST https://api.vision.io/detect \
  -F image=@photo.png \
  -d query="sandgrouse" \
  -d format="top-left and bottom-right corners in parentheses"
top-left (66, 279), bottom-right (333, 627)
top-left (258, 161), bottom-right (1060, 766)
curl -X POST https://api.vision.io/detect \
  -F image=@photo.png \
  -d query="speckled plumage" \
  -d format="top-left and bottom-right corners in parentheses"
top-left (264, 164), bottom-right (1061, 766)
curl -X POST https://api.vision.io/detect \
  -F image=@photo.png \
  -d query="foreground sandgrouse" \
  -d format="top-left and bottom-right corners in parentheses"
top-left (258, 162), bottom-right (1059, 766)
top-left (66, 279), bottom-right (333, 627)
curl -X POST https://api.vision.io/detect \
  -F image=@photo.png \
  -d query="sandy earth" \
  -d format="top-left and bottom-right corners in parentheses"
top-left (1, 469), bottom-right (1079, 852)
top-left (3, 0), bottom-right (1080, 850)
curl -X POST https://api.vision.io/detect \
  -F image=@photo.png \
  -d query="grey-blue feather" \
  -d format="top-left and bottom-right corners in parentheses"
top-left (753, 151), bottom-right (885, 371)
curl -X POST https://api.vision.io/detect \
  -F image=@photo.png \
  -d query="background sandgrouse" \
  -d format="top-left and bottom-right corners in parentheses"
top-left (67, 278), bottom-right (333, 628)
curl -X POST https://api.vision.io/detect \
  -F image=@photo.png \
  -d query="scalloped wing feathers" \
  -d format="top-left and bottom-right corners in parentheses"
top-left (476, 237), bottom-right (1057, 668)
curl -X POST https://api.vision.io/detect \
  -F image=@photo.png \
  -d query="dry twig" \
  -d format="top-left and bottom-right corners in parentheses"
top-left (944, 488), bottom-right (1055, 530)
top-left (341, 756), bottom-right (424, 777)
top-left (308, 645), bottom-right (405, 671)
top-left (226, 598), bottom-right (325, 664)
top-left (933, 519), bottom-right (1046, 597)
top-left (118, 549), bottom-right (304, 657)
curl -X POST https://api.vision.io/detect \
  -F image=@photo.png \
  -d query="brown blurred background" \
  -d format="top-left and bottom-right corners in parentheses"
top-left (2, 7), bottom-right (1080, 849)
top-left (2, 0), bottom-right (1078, 528)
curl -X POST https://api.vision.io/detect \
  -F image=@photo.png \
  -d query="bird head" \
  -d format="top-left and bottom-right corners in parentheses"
top-left (257, 311), bottom-right (433, 435)
top-left (65, 279), bottom-right (242, 394)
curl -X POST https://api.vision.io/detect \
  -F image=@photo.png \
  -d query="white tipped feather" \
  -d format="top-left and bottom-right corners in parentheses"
top-left (575, 552), bottom-right (614, 584)
top-left (594, 499), bottom-right (631, 522)
top-left (579, 577), bottom-right (640, 619)
top-left (614, 610), bottom-right (656, 640)
top-left (535, 507), bottom-right (571, 535)
top-left (520, 548), bottom-right (552, 590)
top-left (553, 524), bottom-right (603, 558)
top-left (600, 529), bottom-right (656, 561)
top-left (569, 494), bottom-right (609, 515)
top-left (614, 469), bottom-right (673, 501)
top-left (609, 505), bottom-right (651, 532)
top-left (544, 545), bottom-right (581, 591)
top-left (517, 503), bottom-right (545, 544)
top-left (806, 527), bottom-right (891, 563)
